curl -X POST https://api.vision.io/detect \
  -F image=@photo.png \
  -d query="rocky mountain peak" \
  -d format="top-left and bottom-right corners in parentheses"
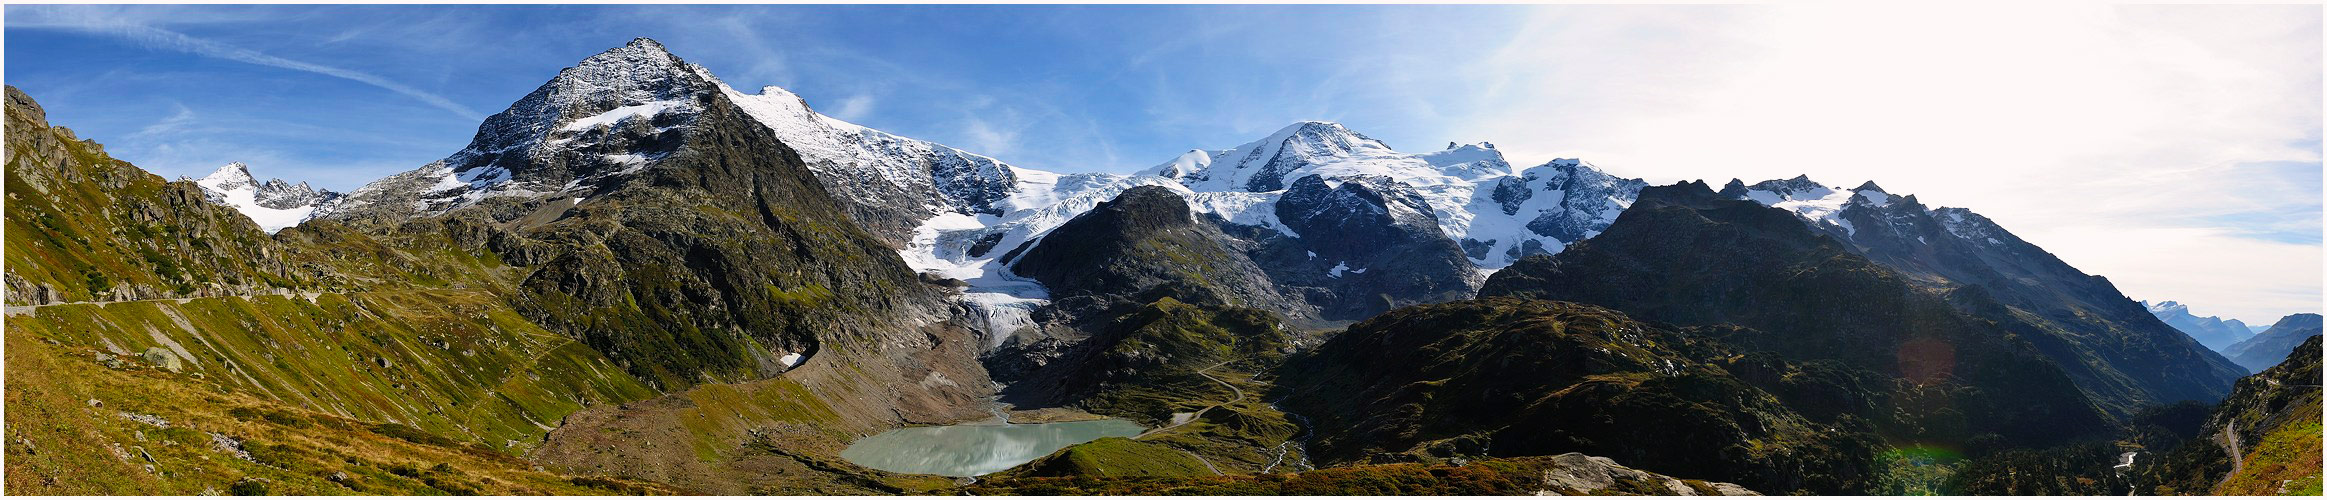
top-left (1419, 142), bottom-right (1513, 181)
top-left (1744, 174), bottom-right (1826, 198)
top-left (191, 162), bottom-right (339, 232)
top-left (2267, 313), bottom-right (2323, 331)
top-left (1716, 178), bottom-right (1750, 198)
top-left (1162, 120), bottom-right (1423, 192)
top-left (2150, 299), bottom-right (2264, 353)
top-left (199, 162), bottom-right (256, 190)
top-left (2148, 300), bottom-right (2192, 314)
top-left (317, 38), bottom-right (724, 221)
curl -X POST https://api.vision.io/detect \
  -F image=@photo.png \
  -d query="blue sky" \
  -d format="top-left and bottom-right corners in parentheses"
top-left (5, 4), bottom-right (2321, 322)
top-left (4, 4), bottom-right (1536, 188)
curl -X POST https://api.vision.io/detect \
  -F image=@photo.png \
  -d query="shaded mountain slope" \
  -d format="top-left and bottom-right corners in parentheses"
top-left (311, 40), bottom-right (982, 405)
top-left (1277, 298), bottom-right (1884, 494)
top-left (1006, 185), bottom-right (1296, 313)
top-left (2139, 335), bottom-right (2321, 495)
top-left (1721, 178), bottom-right (2244, 415)
top-left (1482, 181), bottom-right (2111, 446)
top-left (2225, 314), bottom-right (2323, 373)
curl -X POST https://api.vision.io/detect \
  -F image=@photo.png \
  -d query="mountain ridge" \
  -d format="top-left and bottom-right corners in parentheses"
top-left (2145, 300), bottom-right (2258, 353)
top-left (1722, 175), bottom-right (2246, 413)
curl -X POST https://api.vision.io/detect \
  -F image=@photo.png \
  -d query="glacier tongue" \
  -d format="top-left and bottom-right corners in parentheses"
top-left (880, 119), bottom-right (1649, 332)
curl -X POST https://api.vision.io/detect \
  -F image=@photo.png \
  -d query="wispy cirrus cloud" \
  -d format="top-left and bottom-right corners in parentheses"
top-left (11, 7), bottom-right (483, 121)
top-left (132, 102), bottom-right (198, 138)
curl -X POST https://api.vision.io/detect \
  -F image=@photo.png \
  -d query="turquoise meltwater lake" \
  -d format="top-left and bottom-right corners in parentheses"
top-left (837, 419), bottom-right (1146, 477)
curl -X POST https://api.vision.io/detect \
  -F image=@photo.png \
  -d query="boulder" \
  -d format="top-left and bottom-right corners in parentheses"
top-left (140, 347), bottom-right (182, 373)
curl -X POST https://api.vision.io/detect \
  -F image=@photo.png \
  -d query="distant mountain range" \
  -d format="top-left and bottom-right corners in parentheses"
top-left (11, 37), bottom-right (2313, 496)
top-left (2224, 314), bottom-right (2324, 373)
top-left (196, 38), bottom-right (2260, 418)
top-left (187, 162), bottom-right (340, 233)
top-left (2145, 300), bottom-right (2259, 352)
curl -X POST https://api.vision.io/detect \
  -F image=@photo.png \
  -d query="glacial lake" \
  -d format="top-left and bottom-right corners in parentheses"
top-left (838, 419), bottom-right (1146, 477)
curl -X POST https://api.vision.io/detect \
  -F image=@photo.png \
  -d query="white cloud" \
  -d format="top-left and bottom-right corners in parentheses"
top-left (829, 94), bottom-right (877, 122)
top-left (962, 117), bottom-right (1021, 158)
top-left (1440, 4), bottom-right (2320, 321)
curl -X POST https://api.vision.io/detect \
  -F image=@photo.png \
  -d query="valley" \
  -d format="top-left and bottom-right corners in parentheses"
top-left (5, 35), bottom-right (2318, 497)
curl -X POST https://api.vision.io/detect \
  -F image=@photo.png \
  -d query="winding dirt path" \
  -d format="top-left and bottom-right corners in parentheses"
top-left (2216, 420), bottom-right (2244, 492)
top-left (1135, 359), bottom-right (1243, 440)
top-left (5, 291), bottom-right (328, 316)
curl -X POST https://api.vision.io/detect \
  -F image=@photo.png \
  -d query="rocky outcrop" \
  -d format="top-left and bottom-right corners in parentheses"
top-left (2, 86), bottom-right (328, 304)
top-left (1534, 453), bottom-right (1760, 496)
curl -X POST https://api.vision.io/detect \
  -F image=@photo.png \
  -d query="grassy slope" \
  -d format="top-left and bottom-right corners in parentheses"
top-left (6, 290), bottom-right (654, 455)
top-left (2218, 401), bottom-right (2322, 495)
top-left (3, 315), bottom-right (675, 495)
top-left (1002, 297), bottom-right (1310, 479)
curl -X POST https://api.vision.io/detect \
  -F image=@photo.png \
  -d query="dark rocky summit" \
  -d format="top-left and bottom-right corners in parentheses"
top-left (1007, 185), bottom-right (1299, 314)
top-left (1264, 175), bottom-right (1475, 320)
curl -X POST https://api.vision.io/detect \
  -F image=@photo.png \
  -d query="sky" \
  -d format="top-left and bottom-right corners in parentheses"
top-left (4, 4), bottom-right (2320, 323)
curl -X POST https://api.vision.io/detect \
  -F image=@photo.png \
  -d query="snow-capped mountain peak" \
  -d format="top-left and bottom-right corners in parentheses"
top-left (1417, 142), bottom-right (1512, 181)
top-left (718, 80), bottom-right (1029, 225)
top-left (1155, 120), bottom-right (1459, 193)
top-left (199, 161), bottom-right (256, 191)
top-left (191, 162), bottom-right (338, 233)
top-left (2146, 300), bottom-right (2191, 315)
top-left (317, 38), bottom-right (719, 220)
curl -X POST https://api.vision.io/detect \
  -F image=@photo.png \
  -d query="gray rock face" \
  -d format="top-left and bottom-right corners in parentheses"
top-left (318, 38), bottom-right (713, 224)
top-left (1267, 175), bottom-right (1476, 320)
top-left (1535, 453), bottom-right (1760, 496)
top-left (1516, 159), bottom-right (1647, 245)
top-left (718, 84), bottom-right (1029, 245)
